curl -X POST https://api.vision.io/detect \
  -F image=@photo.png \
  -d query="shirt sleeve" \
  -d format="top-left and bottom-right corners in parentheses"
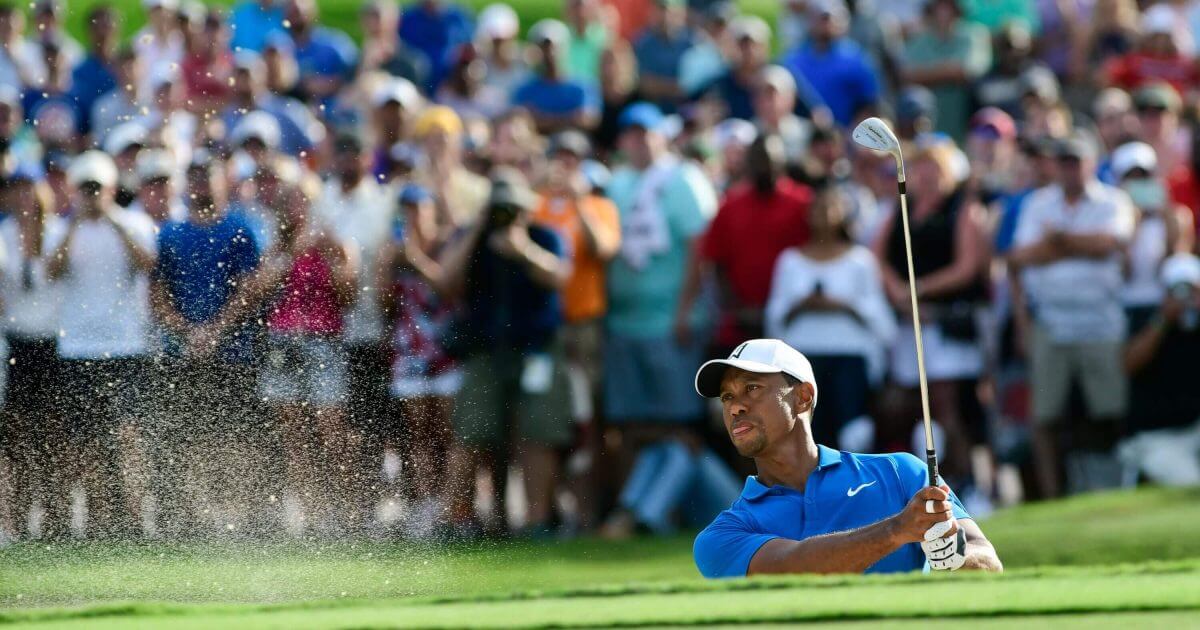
top-left (693, 511), bottom-right (778, 578)
top-left (1011, 191), bottom-right (1044, 249)
top-left (893, 452), bottom-right (971, 521)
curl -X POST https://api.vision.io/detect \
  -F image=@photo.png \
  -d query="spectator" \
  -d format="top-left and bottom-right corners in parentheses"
top-left (133, 149), bottom-right (186, 225)
top-left (47, 151), bottom-right (158, 539)
top-left (1094, 88), bottom-right (1137, 182)
top-left (487, 109), bottom-right (546, 178)
top-left (602, 102), bottom-right (716, 487)
top-left (964, 107), bottom-right (1019, 204)
top-left (1, 163), bottom-right (68, 540)
top-left (91, 48), bottom-right (148, 145)
top-left (369, 78), bottom-right (422, 179)
top-left (893, 85), bottom-right (936, 143)
top-left (805, 124), bottom-right (881, 243)
top-left (752, 66), bottom-right (813, 166)
top-left (765, 188), bottom-right (897, 449)
top-left (229, 0), bottom-right (287, 53)
top-left (632, 0), bottom-right (696, 111)
top-left (359, 0), bottom-right (430, 90)
top-left (564, 0), bottom-right (612, 87)
top-left (437, 44), bottom-right (508, 121)
top-left (71, 5), bottom-right (120, 136)
top-left (413, 106), bottom-right (489, 229)
top-left (1008, 133), bottom-right (1135, 498)
top-left (475, 4), bottom-right (528, 96)
top-left (0, 6), bottom-right (42, 91)
top-left (1073, 0), bottom-right (1137, 87)
top-left (135, 0), bottom-right (185, 97)
top-left (901, 0), bottom-right (992, 142)
top-left (312, 134), bottom-right (394, 529)
top-left (974, 23), bottom-right (1039, 118)
top-left (285, 0), bottom-right (358, 105)
top-left (603, 0), bottom-right (653, 42)
top-left (779, 0), bottom-right (880, 127)
top-left (513, 20), bottom-right (600, 134)
top-left (222, 52), bottom-right (324, 159)
top-left (439, 170), bottom-right (572, 537)
top-left (994, 136), bottom-right (1057, 255)
top-left (181, 9), bottom-right (234, 115)
top-left (378, 184), bottom-right (462, 539)
top-left (678, 1), bottom-right (734, 97)
top-left (593, 42), bottom-right (641, 155)
top-left (873, 142), bottom-right (988, 485)
top-left (1132, 83), bottom-right (1188, 179)
top-left (966, 0), bottom-right (1039, 34)
top-left (27, 0), bottom-right (83, 84)
top-left (259, 181), bottom-right (358, 536)
top-left (1018, 66), bottom-right (1072, 140)
top-left (398, 0), bottom-right (475, 93)
top-left (1123, 253), bottom-right (1200, 437)
top-left (1104, 4), bottom-right (1200, 98)
top-left (150, 153), bottom-right (262, 537)
top-left (692, 16), bottom-right (772, 121)
top-left (103, 122), bottom-right (148, 208)
top-left (677, 133), bottom-right (812, 355)
top-left (1112, 142), bottom-right (1192, 323)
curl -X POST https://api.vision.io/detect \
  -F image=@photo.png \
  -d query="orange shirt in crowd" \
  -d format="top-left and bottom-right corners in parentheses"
top-left (602, 0), bottom-right (653, 41)
top-left (533, 194), bottom-right (622, 323)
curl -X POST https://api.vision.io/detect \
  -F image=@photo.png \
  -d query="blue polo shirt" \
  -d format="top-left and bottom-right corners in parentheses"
top-left (398, 2), bottom-right (474, 92)
top-left (512, 77), bottom-right (599, 119)
top-left (694, 445), bottom-right (970, 578)
top-left (779, 39), bottom-right (881, 127)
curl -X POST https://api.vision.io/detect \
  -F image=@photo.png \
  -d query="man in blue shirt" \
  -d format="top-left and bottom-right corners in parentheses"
top-left (285, 0), bottom-right (358, 105)
top-left (632, 0), bottom-right (695, 112)
top-left (150, 152), bottom-right (263, 537)
top-left (778, 0), bottom-right (881, 127)
top-left (69, 5), bottom-right (118, 137)
top-left (398, 0), bottom-right (473, 93)
top-left (513, 19), bottom-right (599, 134)
top-left (230, 0), bottom-right (287, 53)
top-left (692, 339), bottom-right (1002, 577)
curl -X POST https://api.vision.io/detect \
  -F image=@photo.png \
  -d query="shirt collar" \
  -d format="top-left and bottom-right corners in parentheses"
top-left (740, 445), bottom-right (843, 501)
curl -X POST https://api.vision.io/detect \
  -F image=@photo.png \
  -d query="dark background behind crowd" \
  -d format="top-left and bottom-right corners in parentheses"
top-left (1, 0), bottom-right (1199, 544)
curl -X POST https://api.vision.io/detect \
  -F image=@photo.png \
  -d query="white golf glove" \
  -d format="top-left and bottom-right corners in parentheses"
top-left (922, 519), bottom-right (966, 571)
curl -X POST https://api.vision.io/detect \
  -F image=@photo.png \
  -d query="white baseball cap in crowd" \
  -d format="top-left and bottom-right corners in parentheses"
top-left (695, 339), bottom-right (819, 403)
top-left (102, 122), bottom-right (148, 156)
top-left (136, 149), bottom-right (176, 183)
top-left (714, 117), bottom-right (758, 151)
top-left (67, 150), bottom-right (118, 188)
top-left (1161, 253), bottom-right (1200, 288)
top-left (1142, 4), bottom-right (1176, 36)
top-left (476, 3), bottom-right (519, 41)
top-left (528, 18), bottom-right (570, 49)
top-left (144, 0), bottom-right (179, 11)
top-left (232, 111), bottom-right (282, 150)
top-left (371, 78), bottom-right (421, 110)
top-left (1111, 141), bottom-right (1158, 179)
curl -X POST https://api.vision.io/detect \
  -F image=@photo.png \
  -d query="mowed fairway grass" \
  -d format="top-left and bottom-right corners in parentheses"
top-left (2, 487), bottom-right (1199, 628)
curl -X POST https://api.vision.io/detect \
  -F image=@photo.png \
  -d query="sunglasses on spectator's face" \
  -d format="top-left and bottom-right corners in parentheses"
top-left (1056, 155), bottom-right (1083, 165)
top-left (1138, 105), bottom-right (1168, 115)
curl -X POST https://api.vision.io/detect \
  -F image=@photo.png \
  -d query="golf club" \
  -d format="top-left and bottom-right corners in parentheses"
top-left (851, 117), bottom-right (938, 489)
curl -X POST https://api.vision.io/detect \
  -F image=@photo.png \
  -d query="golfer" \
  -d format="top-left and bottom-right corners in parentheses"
top-left (692, 339), bottom-right (1003, 577)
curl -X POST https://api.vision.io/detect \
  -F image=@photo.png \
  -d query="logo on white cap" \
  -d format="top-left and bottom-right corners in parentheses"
top-left (694, 339), bottom-right (819, 405)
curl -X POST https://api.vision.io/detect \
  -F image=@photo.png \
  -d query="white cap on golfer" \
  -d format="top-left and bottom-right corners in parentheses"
top-left (694, 339), bottom-right (818, 403)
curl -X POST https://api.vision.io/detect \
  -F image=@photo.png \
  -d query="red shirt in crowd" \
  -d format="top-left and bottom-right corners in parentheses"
top-left (1168, 164), bottom-right (1200, 235)
top-left (700, 178), bottom-right (812, 348)
top-left (268, 248), bottom-right (344, 335)
top-left (1104, 52), bottom-right (1200, 95)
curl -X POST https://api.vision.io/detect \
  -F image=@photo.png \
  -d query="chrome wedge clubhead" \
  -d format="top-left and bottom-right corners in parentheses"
top-left (852, 117), bottom-right (904, 179)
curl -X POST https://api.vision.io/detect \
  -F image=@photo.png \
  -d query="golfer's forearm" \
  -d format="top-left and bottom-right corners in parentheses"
top-left (961, 543), bottom-right (1003, 572)
top-left (748, 518), bottom-right (902, 575)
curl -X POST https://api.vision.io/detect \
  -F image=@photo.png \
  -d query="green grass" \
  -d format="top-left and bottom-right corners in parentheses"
top-left (2, 487), bottom-right (1200, 628)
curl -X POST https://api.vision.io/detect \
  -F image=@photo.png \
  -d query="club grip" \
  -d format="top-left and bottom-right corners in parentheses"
top-left (926, 450), bottom-right (939, 487)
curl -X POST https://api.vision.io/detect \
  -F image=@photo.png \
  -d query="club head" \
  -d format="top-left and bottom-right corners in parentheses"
top-left (852, 117), bottom-right (905, 181)
top-left (852, 117), bottom-right (901, 156)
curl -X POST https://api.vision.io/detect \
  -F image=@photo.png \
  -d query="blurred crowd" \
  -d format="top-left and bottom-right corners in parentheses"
top-left (1, 0), bottom-right (1200, 544)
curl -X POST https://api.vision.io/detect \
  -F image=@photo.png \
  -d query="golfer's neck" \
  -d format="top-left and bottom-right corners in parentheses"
top-left (754, 430), bottom-right (820, 492)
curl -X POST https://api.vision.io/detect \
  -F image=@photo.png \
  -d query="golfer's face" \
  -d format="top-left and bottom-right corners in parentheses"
top-left (718, 369), bottom-right (793, 457)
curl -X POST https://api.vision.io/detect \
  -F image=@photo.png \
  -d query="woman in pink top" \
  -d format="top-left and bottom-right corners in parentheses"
top-left (257, 183), bottom-right (360, 536)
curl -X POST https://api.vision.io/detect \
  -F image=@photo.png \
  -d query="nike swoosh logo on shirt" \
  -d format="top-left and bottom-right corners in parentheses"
top-left (847, 481), bottom-right (877, 497)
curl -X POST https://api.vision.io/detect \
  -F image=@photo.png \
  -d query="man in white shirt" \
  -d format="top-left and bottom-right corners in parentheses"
top-left (47, 151), bottom-right (158, 539)
top-left (311, 133), bottom-right (394, 530)
top-left (1008, 134), bottom-right (1136, 499)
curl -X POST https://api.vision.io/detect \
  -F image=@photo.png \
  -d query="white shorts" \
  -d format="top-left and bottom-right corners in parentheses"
top-left (890, 322), bottom-right (983, 386)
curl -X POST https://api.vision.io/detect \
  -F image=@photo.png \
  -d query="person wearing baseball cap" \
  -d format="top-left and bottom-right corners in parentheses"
top-left (513, 19), bottom-right (599, 134)
top-left (691, 15), bottom-right (772, 121)
top-left (48, 148), bottom-right (159, 540)
top-left (692, 339), bottom-right (1001, 578)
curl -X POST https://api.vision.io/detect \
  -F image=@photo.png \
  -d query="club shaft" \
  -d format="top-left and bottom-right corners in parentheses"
top-left (896, 177), bottom-right (938, 487)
